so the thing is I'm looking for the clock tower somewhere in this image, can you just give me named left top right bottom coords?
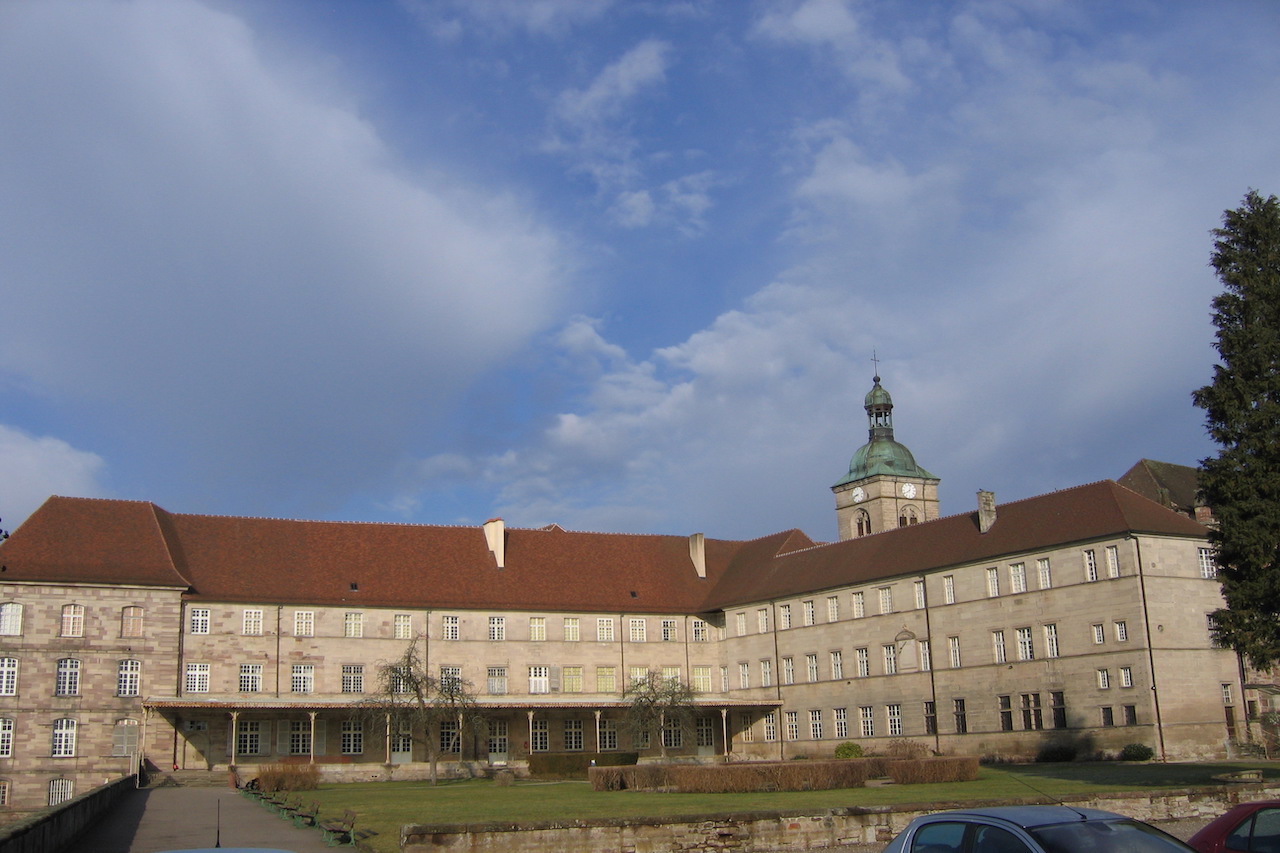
left=832, top=375, right=940, bottom=541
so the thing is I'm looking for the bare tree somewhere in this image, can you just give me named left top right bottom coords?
left=622, top=670, right=698, bottom=760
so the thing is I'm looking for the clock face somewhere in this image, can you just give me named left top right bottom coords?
left=901, top=483, right=917, bottom=499
left=852, top=487, right=866, bottom=503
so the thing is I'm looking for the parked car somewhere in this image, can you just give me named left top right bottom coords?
left=1188, top=801, right=1280, bottom=853
left=882, top=806, right=1196, bottom=853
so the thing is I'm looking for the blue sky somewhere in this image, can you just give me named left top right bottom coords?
left=1, top=0, right=1277, bottom=540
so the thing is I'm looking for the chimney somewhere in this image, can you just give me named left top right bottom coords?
left=483, top=518, right=505, bottom=568
left=977, top=491, right=997, bottom=534
left=689, top=533, right=707, bottom=579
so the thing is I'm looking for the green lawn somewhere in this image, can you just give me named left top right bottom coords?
left=300, top=762, right=1272, bottom=853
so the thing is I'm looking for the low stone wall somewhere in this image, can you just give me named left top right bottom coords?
left=0, top=775, right=136, bottom=853
left=402, top=783, right=1280, bottom=853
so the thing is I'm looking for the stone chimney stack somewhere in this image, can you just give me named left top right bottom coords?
left=483, top=518, right=506, bottom=568
left=689, top=532, right=707, bottom=579
left=977, top=491, right=997, bottom=534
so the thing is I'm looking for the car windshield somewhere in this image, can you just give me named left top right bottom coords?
left=1029, top=819, right=1195, bottom=853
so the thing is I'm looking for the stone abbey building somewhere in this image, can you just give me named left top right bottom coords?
left=0, top=377, right=1237, bottom=817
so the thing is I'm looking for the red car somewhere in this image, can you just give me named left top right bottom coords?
left=1189, top=802, right=1280, bottom=853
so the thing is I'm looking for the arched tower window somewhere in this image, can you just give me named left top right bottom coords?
left=898, top=506, right=919, bottom=528
left=855, top=510, right=872, bottom=538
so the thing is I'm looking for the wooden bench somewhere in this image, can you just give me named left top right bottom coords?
left=293, top=800, right=320, bottom=828
left=320, top=809, right=358, bottom=846
left=275, top=793, right=303, bottom=820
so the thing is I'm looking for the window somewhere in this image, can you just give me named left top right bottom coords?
left=992, top=630, right=1007, bottom=664
left=760, top=659, right=772, bottom=687
left=953, top=698, right=968, bottom=733
left=1123, top=705, right=1137, bottom=725
left=117, top=660, right=141, bottom=697
left=1038, top=558, right=1052, bottom=589
left=343, top=612, right=363, bottom=638
left=855, top=509, right=871, bottom=537
left=810, top=709, right=824, bottom=739
left=692, top=665, right=712, bottom=692
left=564, top=666, right=584, bottom=693
left=879, top=587, right=893, bottom=614
left=834, top=707, right=849, bottom=738
left=341, top=719, right=363, bottom=755
left=52, top=719, right=76, bottom=757
left=390, top=666, right=411, bottom=694
left=739, top=662, right=751, bottom=689
left=440, top=719, right=460, bottom=753
left=1199, top=548, right=1217, bottom=579
left=1010, top=563, right=1026, bottom=593
left=763, top=711, right=778, bottom=742
left=61, top=604, right=85, bottom=637
left=999, top=695, right=1014, bottom=731
left=738, top=713, right=754, bottom=743
left=859, top=706, right=874, bottom=737
left=735, top=612, right=747, bottom=636
left=1021, top=693, right=1043, bottom=730
left=1016, top=627, right=1035, bottom=661
left=0, top=718, right=12, bottom=758
left=564, top=617, right=580, bottom=641
left=1092, top=624, right=1105, bottom=644
left=630, top=618, right=647, bottom=642
left=55, top=659, right=80, bottom=696
left=529, top=617, right=546, bottom=641
left=919, top=640, right=931, bottom=672
left=831, top=650, right=844, bottom=679
left=488, top=616, right=505, bottom=641
left=394, top=614, right=413, bottom=639
left=883, top=644, right=897, bottom=675
left=1115, top=620, right=1129, bottom=642
left=288, top=720, right=312, bottom=755
left=827, top=596, right=840, bottom=622
left=720, top=666, right=729, bottom=692
left=1084, top=549, right=1098, bottom=582
left=1106, top=545, right=1120, bottom=578
left=294, top=611, right=313, bottom=637
left=242, top=609, right=263, bottom=635
left=924, top=701, right=937, bottom=735
left=661, top=721, right=683, bottom=750
left=756, top=609, right=769, bottom=633
left=661, top=666, right=681, bottom=684
left=341, top=664, right=364, bottom=693
left=597, top=618, right=614, bottom=642
left=986, top=567, right=1000, bottom=597
left=112, top=718, right=140, bottom=756
left=596, top=666, right=616, bottom=692
left=2, top=659, right=24, bottom=696
left=803, top=600, right=815, bottom=626
left=1044, top=623, right=1060, bottom=658
left=852, top=591, right=866, bottom=618
left=806, top=653, right=819, bottom=682
left=691, top=619, right=707, bottom=642
left=0, top=780, right=7, bottom=807
left=0, top=603, right=23, bottom=636
left=948, top=636, right=962, bottom=668
left=564, top=719, right=584, bottom=751
left=887, top=703, right=903, bottom=736
left=1222, top=683, right=1234, bottom=705
left=601, top=718, right=621, bottom=751
left=530, top=719, right=549, bottom=751
left=1100, top=706, right=1115, bottom=727
left=943, top=575, right=955, bottom=604
left=779, top=604, right=792, bottom=629
left=856, top=647, right=869, bottom=678
left=440, top=666, right=462, bottom=691
left=785, top=711, right=800, bottom=740
left=240, top=664, right=262, bottom=693
left=189, top=607, right=209, bottom=635
left=914, top=580, right=926, bottom=609
left=1097, top=669, right=1111, bottom=689
left=529, top=665, right=549, bottom=694
left=1120, top=666, right=1133, bottom=688
left=291, top=664, right=314, bottom=693
left=442, top=614, right=459, bottom=640
left=782, top=656, right=794, bottom=684
left=662, top=619, right=678, bottom=641
left=1051, top=691, right=1067, bottom=728
left=625, top=665, right=644, bottom=687
left=48, top=779, right=74, bottom=805
left=486, top=666, right=508, bottom=694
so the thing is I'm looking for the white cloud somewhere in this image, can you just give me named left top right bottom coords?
left=754, top=0, right=912, bottom=93
left=0, top=426, right=108, bottom=528
left=404, top=0, right=615, bottom=38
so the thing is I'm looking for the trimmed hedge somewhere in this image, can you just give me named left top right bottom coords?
left=529, top=752, right=638, bottom=778
left=886, top=756, right=980, bottom=785
left=589, top=756, right=978, bottom=792
left=256, top=761, right=321, bottom=792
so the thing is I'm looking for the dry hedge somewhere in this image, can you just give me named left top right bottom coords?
left=256, top=761, right=322, bottom=792
left=589, top=756, right=977, bottom=793
left=885, top=756, right=980, bottom=784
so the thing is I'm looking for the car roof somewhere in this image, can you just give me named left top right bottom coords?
left=922, top=805, right=1127, bottom=829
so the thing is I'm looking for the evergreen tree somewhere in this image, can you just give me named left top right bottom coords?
left=1193, top=189, right=1280, bottom=669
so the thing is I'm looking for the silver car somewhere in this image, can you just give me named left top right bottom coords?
left=882, top=806, right=1196, bottom=853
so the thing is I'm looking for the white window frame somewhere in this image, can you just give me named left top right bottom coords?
left=344, top=612, right=363, bottom=638
left=879, top=587, right=893, bottom=614
left=341, top=664, right=364, bottom=693
left=1084, top=549, right=1098, bottom=582
left=488, top=616, right=505, bottom=641
left=242, top=609, right=263, bottom=636
left=830, top=649, right=844, bottom=679
left=1037, top=558, right=1052, bottom=589
left=442, top=614, right=459, bottom=640
left=760, top=659, right=772, bottom=687
left=986, top=567, right=1000, bottom=597
left=782, top=656, right=794, bottom=684
left=992, top=630, right=1007, bottom=664
left=291, top=664, right=314, bottom=694
left=809, top=709, right=824, bottom=740
left=1097, top=668, right=1111, bottom=689
left=529, top=617, right=547, bottom=642
left=852, top=591, right=866, bottom=618
left=394, top=614, right=413, bottom=639
left=1115, top=620, right=1129, bottom=642
left=1044, top=623, right=1060, bottom=658
left=61, top=604, right=85, bottom=637
left=189, top=607, right=210, bottom=635
left=827, top=596, right=840, bottom=622
left=756, top=609, right=769, bottom=633
left=52, top=719, right=77, bottom=757
left=55, top=659, right=80, bottom=696
left=914, top=580, right=926, bottom=609
left=117, top=659, right=141, bottom=697
left=1199, top=548, right=1217, bottom=579
left=856, top=647, right=869, bottom=678
left=802, top=600, right=815, bottom=626
left=859, top=706, right=874, bottom=737
left=1010, top=563, right=1026, bottom=594
left=1120, top=666, right=1133, bottom=688
left=0, top=603, right=23, bottom=636
left=564, top=617, right=581, bottom=641
left=1092, top=624, right=1105, bottom=644
left=597, top=617, right=615, bottom=642
left=240, top=663, right=263, bottom=693
left=887, top=703, right=903, bottom=736
left=1016, top=627, right=1035, bottom=661
left=0, top=718, right=13, bottom=758
left=488, top=666, right=509, bottom=694
left=779, top=604, right=792, bottom=629
left=294, top=610, right=313, bottom=637
left=529, top=665, right=550, bottom=694
left=630, top=618, right=647, bottom=643
left=883, top=643, right=897, bottom=675
left=806, top=653, right=819, bottom=682
left=943, top=575, right=955, bottom=604
left=948, top=636, right=962, bottom=668
left=1106, top=545, right=1120, bottom=578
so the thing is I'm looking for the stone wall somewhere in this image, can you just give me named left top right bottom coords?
left=0, top=775, right=135, bottom=853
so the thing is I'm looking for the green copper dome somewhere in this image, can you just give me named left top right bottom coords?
left=833, top=375, right=938, bottom=488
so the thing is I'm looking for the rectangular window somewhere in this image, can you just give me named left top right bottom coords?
left=443, top=614, right=459, bottom=640
left=830, top=650, right=844, bottom=679
left=341, top=719, right=363, bottom=755
left=887, top=703, right=903, bottom=736
left=186, top=663, right=210, bottom=693
left=852, top=591, right=866, bottom=618
left=562, top=666, right=583, bottom=693
left=117, top=659, right=141, bottom=697
left=1091, top=623, right=1106, bottom=644
left=739, top=713, right=754, bottom=743
left=1044, top=623, right=1060, bottom=658
left=943, top=575, right=955, bottom=604
left=1051, top=691, right=1066, bottom=728
left=1114, top=620, right=1129, bottom=642
left=1123, top=705, right=1137, bottom=725
left=52, top=719, right=77, bottom=757
left=294, top=611, right=313, bottom=637
left=1021, top=693, right=1044, bottom=730
left=1120, top=666, right=1133, bottom=688
left=992, top=630, right=1007, bottom=664
left=720, top=666, right=728, bottom=692
left=440, top=666, right=462, bottom=691
left=242, top=609, right=263, bottom=635
left=739, top=662, right=750, bottom=689
left=109, top=719, right=138, bottom=757
left=691, top=619, right=708, bottom=642
left=564, top=719, right=584, bottom=751
left=488, top=616, right=505, bottom=641
left=782, top=656, right=794, bottom=684
left=344, top=612, right=363, bottom=638
left=914, top=580, right=926, bottom=609
left=630, top=618, right=647, bottom=642
left=529, top=617, right=546, bottom=641
left=341, top=664, right=364, bottom=693
left=1010, top=563, right=1026, bottom=593
left=859, top=706, right=874, bottom=737
left=1097, top=668, right=1111, bottom=689
left=827, top=596, right=840, bottom=622
left=1016, top=627, right=1035, bottom=661
left=986, top=567, right=1000, bottom=597
left=948, top=636, right=962, bottom=668
left=856, top=647, right=869, bottom=678
left=394, top=614, right=413, bottom=639
left=661, top=665, right=680, bottom=684
left=999, top=695, right=1014, bottom=731
left=779, top=604, right=792, bottom=629
left=564, top=617, right=580, bottom=641
left=760, top=658, right=772, bottom=687
left=186, top=607, right=210, bottom=635
left=806, top=653, right=819, bottom=682
left=834, top=707, right=849, bottom=738
left=0, top=780, right=8, bottom=806
left=48, top=778, right=74, bottom=805
left=1106, top=545, right=1120, bottom=578
left=662, top=619, right=678, bottom=641
left=879, top=587, right=893, bottom=614
left=803, top=600, right=815, bottom=626
left=239, top=664, right=262, bottom=693
left=1101, top=706, right=1115, bottom=727
left=597, top=618, right=614, bottom=642
left=1222, top=682, right=1234, bottom=704
left=953, top=698, right=968, bottom=733
left=924, top=701, right=937, bottom=735
left=919, top=639, right=932, bottom=671
left=599, top=719, right=618, bottom=750
left=785, top=711, right=800, bottom=741
left=55, top=659, right=80, bottom=696
left=692, top=665, right=712, bottom=692
left=810, top=709, right=824, bottom=740
left=735, top=612, right=747, bottom=635
left=756, top=609, right=769, bottom=633
left=529, top=665, right=550, bottom=694
left=291, top=664, right=314, bottom=693
left=1200, top=548, right=1217, bottom=579
left=62, top=604, right=85, bottom=637
left=883, top=644, right=897, bottom=675
left=596, top=666, right=616, bottom=693
left=440, top=719, right=460, bottom=753
left=763, top=711, right=778, bottom=742
left=1084, top=549, right=1098, bottom=582
left=121, top=606, right=144, bottom=638
left=485, top=666, right=508, bottom=694
left=530, top=719, right=549, bottom=751
left=0, top=718, right=12, bottom=758
left=1038, top=558, right=1052, bottom=589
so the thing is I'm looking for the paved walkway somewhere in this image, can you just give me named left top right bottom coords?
left=62, top=787, right=343, bottom=853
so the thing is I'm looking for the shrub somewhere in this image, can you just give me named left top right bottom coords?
left=1036, top=744, right=1078, bottom=763
left=589, top=760, right=869, bottom=793
left=834, top=742, right=863, bottom=759
left=1120, top=743, right=1155, bottom=761
left=256, top=762, right=321, bottom=792
left=885, top=738, right=931, bottom=759
left=529, top=752, right=638, bottom=778
left=886, top=757, right=980, bottom=785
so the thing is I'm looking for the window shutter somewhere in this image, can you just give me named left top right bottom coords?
left=277, top=721, right=291, bottom=755
left=549, top=666, right=561, bottom=693
left=313, top=720, right=327, bottom=755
